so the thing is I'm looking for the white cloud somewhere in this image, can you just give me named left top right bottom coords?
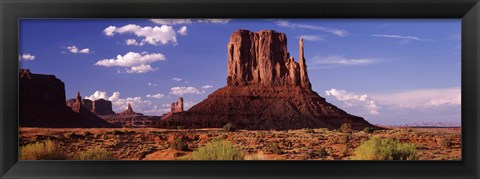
left=275, top=20, right=348, bottom=37
left=371, top=87, right=461, bottom=109
left=67, top=46, right=91, bottom=54
left=172, top=77, right=182, bottom=81
left=371, top=34, right=429, bottom=41
left=94, top=52, right=165, bottom=73
left=150, top=19, right=193, bottom=25
left=85, top=91, right=152, bottom=113
left=177, top=26, right=188, bottom=36
left=148, top=83, right=157, bottom=86
left=298, top=35, right=324, bottom=41
left=202, top=85, right=213, bottom=89
left=325, top=89, right=379, bottom=115
left=19, top=53, right=35, bottom=61
left=125, top=39, right=140, bottom=46
left=146, top=93, right=165, bottom=99
left=150, top=19, right=230, bottom=25
left=197, top=19, right=230, bottom=24
left=103, top=24, right=178, bottom=46
left=170, top=86, right=202, bottom=96
left=311, top=55, right=380, bottom=68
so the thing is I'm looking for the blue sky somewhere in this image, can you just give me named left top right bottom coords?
left=19, top=19, right=461, bottom=126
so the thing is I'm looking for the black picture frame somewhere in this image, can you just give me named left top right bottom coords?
left=1, top=0, right=479, bottom=178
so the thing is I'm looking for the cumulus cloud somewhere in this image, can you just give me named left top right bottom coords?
left=85, top=91, right=152, bottom=113
left=298, top=35, right=324, bottom=41
left=170, top=86, right=202, bottom=96
left=324, top=87, right=461, bottom=117
left=94, top=52, right=165, bottom=73
left=172, top=77, right=182, bottom=81
left=19, top=53, right=35, bottom=61
left=125, top=39, right=140, bottom=46
left=66, top=46, right=91, bottom=54
left=371, top=87, right=461, bottom=109
left=325, top=89, right=379, bottom=115
left=150, top=19, right=230, bottom=25
left=275, top=20, right=348, bottom=37
left=146, top=93, right=165, bottom=99
left=371, top=34, right=429, bottom=41
left=202, top=85, right=213, bottom=89
left=103, top=24, right=178, bottom=46
left=177, top=26, right=187, bottom=36
left=311, top=55, right=381, bottom=68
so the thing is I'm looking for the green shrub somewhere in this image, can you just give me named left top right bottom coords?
left=270, top=142, right=282, bottom=154
left=317, top=147, right=327, bottom=157
left=189, top=140, right=243, bottom=160
left=19, top=140, right=67, bottom=160
left=438, top=138, right=451, bottom=149
left=352, top=136, right=418, bottom=160
left=171, top=137, right=189, bottom=151
left=223, top=123, right=237, bottom=132
left=363, top=127, right=375, bottom=134
left=176, top=126, right=185, bottom=130
left=304, top=128, right=315, bottom=134
left=76, top=148, right=115, bottom=160
left=340, top=123, right=352, bottom=133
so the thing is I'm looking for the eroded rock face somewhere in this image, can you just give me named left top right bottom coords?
left=19, top=69, right=118, bottom=128
left=226, top=29, right=309, bottom=88
left=157, top=30, right=378, bottom=130
left=171, top=97, right=184, bottom=113
left=92, top=99, right=115, bottom=115
left=119, top=103, right=143, bottom=116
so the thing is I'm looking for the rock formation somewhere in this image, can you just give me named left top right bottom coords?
left=158, top=29, right=378, bottom=130
left=19, top=69, right=118, bottom=128
left=67, top=98, right=115, bottom=115
left=92, top=99, right=115, bottom=115
left=119, top=103, right=143, bottom=116
left=171, top=97, right=184, bottom=113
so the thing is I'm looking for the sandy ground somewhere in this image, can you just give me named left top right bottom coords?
left=19, top=127, right=461, bottom=160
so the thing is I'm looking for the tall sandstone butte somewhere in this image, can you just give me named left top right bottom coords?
left=159, top=29, right=377, bottom=130
left=19, top=69, right=118, bottom=128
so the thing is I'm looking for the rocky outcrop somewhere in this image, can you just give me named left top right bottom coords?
left=226, top=30, right=310, bottom=88
left=67, top=98, right=115, bottom=115
left=119, top=103, right=143, bottom=116
left=19, top=69, right=118, bottom=128
left=158, top=30, right=378, bottom=130
left=92, top=99, right=115, bottom=115
left=171, top=97, right=184, bottom=113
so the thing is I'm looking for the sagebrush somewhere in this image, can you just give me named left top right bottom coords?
left=352, top=136, right=418, bottom=160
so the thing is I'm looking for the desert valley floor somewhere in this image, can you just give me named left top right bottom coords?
left=19, top=127, right=461, bottom=160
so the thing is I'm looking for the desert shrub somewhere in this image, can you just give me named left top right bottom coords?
left=176, top=125, right=185, bottom=130
left=340, top=133, right=350, bottom=144
left=317, top=147, right=328, bottom=157
left=352, top=136, right=418, bottom=160
left=244, top=152, right=268, bottom=160
left=438, top=138, right=451, bottom=149
left=342, top=145, right=350, bottom=157
left=189, top=140, right=243, bottom=160
left=304, top=128, right=315, bottom=134
left=340, top=123, right=352, bottom=133
left=76, top=148, right=115, bottom=160
left=171, top=137, right=189, bottom=151
left=19, top=140, right=67, bottom=160
left=363, top=127, right=375, bottom=134
left=223, top=123, right=237, bottom=132
left=270, top=142, right=282, bottom=154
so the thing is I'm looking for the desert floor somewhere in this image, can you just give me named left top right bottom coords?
left=19, top=127, right=461, bottom=160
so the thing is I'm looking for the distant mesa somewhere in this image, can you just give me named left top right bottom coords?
left=19, top=69, right=118, bottom=128
left=160, top=97, right=184, bottom=120
left=67, top=97, right=115, bottom=116
left=119, top=103, right=143, bottom=116
left=157, top=29, right=378, bottom=130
